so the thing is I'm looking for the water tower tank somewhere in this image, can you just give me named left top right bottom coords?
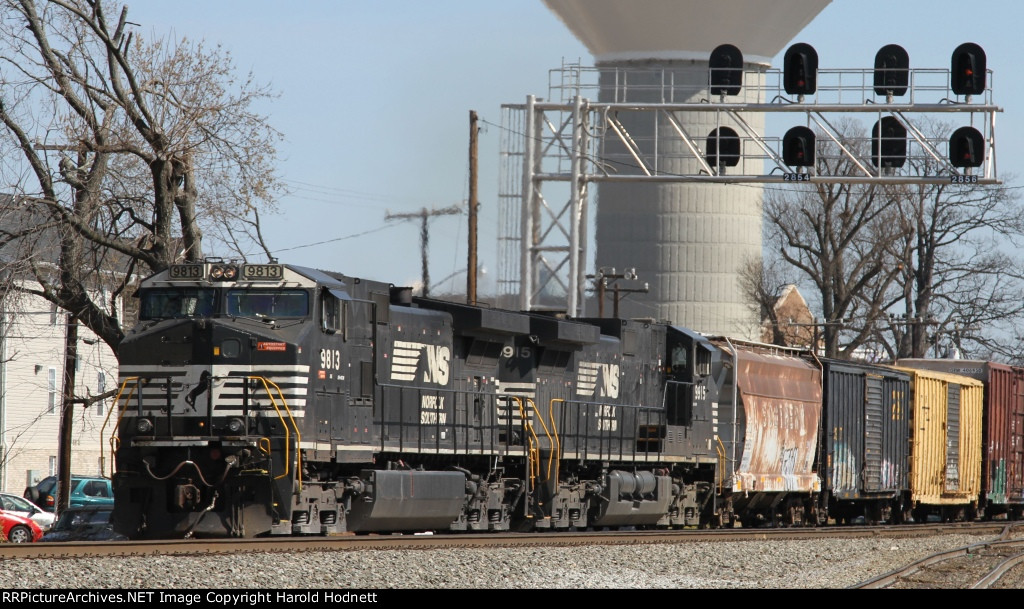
left=544, top=0, right=830, bottom=338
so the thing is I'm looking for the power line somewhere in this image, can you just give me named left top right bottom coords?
left=264, top=223, right=396, bottom=255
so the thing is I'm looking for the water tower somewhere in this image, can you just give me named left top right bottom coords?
left=542, top=0, right=831, bottom=337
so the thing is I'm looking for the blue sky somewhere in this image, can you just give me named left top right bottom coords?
left=127, top=1, right=1023, bottom=295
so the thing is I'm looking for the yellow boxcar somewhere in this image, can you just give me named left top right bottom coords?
left=893, top=365, right=983, bottom=520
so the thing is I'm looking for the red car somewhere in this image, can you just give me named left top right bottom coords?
left=1, top=509, right=43, bottom=543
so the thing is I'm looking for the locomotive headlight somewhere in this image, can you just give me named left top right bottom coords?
left=210, top=264, right=239, bottom=281
left=136, top=418, right=154, bottom=434
left=227, top=418, right=245, bottom=434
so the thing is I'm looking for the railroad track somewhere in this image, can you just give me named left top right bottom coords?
left=853, top=524, right=1024, bottom=589
left=0, top=521, right=1007, bottom=561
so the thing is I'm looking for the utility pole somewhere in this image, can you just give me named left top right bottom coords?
left=467, top=110, right=479, bottom=305
left=55, top=314, right=78, bottom=514
left=586, top=268, right=648, bottom=318
left=385, top=205, right=461, bottom=298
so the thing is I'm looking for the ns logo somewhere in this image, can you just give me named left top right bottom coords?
left=576, top=361, right=619, bottom=398
left=390, top=340, right=450, bottom=385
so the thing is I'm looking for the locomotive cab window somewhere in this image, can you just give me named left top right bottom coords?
left=227, top=289, right=309, bottom=319
left=321, top=289, right=347, bottom=335
left=140, top=288, right=217, bottom=319
left=670, top=343, right=687, bottom=372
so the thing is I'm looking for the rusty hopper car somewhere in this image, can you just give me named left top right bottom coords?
left=707, top=339, right=823, bottom=528
left=891, top=365, right=984, bottom=522
left=896, top=359, right=1024, bottom=519
left=816, top=359, right=912, bottom=524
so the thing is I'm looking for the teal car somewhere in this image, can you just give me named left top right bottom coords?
left=23, top=475, right=114, bottom=513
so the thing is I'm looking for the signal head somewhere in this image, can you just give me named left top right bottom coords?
left=709, top=44, right=744, bottom=96
left=871, top=116, right=908, bottom=169
left=782, top=126, right=816, bottom=167
left=951, top=42, right=986, bottom=96
left=706, top=127, right=741, bottom=169
left=873, top=44, right=909, bottom=97
left=949, top=126, right=984, bottom=168
left=784, top=43, right=818, bottom=96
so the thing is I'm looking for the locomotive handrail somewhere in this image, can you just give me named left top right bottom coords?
left=548, top=398, right=564, bottom=488
left=102, top=377, right=142, bottom=478
left=715, top=436, right=728, bottom=491
left=246, top=376, right=303, bottom=492
left=509, top=396, right=540, bottom=490
left=527, top=398, right=557, bottom=483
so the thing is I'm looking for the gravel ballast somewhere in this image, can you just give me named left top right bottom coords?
left=0, top=533, right=991, bottom=589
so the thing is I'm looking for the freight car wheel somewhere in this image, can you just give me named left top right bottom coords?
left=786, top=505, right=802, bottom=527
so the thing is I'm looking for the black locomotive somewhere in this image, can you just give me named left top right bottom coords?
left=109, top=260, right=1017, bottom=539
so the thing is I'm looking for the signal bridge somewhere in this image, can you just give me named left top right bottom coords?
left=498, top=43, right=1001, bottom=316
left=508, top=43, right=998, bottom=187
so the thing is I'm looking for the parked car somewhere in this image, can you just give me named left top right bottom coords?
left=0, top=492, right=55, bottom=532
left=23, top=475, right=114, bottom=512
left=0, top=510, right=43, bottom=543
left=40, top=505, right=127, bottom=542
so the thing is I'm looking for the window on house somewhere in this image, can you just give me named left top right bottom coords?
left=96, top=371, right=106, bottom=416
left=47, top=367, right=57, bottom=414
left=48, top=456, right=56, bottom=476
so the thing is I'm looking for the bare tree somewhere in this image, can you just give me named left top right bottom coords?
left=0, top=0, right=283, bottom=353
left=760, top=117, right=1024, bottom=362
left=763, top=119, right=904, bottom=358
left=879, top=119, right=1024, bottom=361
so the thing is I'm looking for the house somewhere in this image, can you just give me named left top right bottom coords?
left=759, top=284, right=819, bottom=351
left=0, top=286, right=119, bottom=495
left=0, top=198, right=123, bottom=495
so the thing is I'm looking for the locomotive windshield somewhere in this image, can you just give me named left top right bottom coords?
left=139, top=288, right=217, bottom=319
left=226, top=289, right=309, bottom=318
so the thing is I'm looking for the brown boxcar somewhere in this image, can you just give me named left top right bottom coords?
left=817, top=358, right=912, bottom=524
left=896, top=359, right=1024, bottom=519
left=711, top=339, right=823, bottom=526
left=892, top=365, right=984, bottom=521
